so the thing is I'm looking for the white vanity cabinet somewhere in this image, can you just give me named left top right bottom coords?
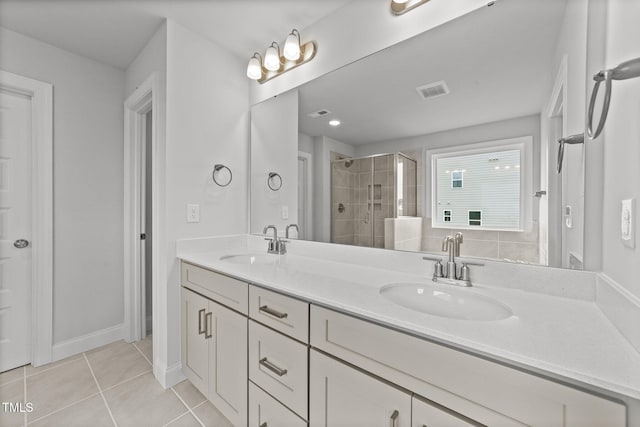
left=310, top=349, right=412, bottom=427
left=181, top=263, right=248, bottom=427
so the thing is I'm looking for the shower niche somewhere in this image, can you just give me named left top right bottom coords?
left=331, top=153, right=417, bottom=248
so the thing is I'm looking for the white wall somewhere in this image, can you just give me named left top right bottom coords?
left=298, top=132, right=314, bottom=155
left=250, top=0, right=487, bottom=104
left=164, top=20, right=249, bottom=374
left=250, top=90, right=299, bottom=234
left=313, top=136, right=356, bottom=242
left=0, top=27, right=125, bottom=343
left=601, top=0, right=640, bottom=297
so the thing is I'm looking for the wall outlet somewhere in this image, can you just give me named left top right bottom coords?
left=187, top=204, right=200, bottom=223
left=281, top=205, right=289, bottom=220
left=621, top=198, right=634, bottom=248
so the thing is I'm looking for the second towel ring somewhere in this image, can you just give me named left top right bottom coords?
left=268, top=172, right=282, bottom=191
left=557, top=134, right=584, bottom=174
left=212, top=164, right=232, bottom=187
left=587, top=57, right=640, bottom=139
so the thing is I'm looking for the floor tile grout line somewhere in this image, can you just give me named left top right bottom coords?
left=132, top=341, right=153, bottom=367
left=161, top=409, right=191, bottom=427
left=83, top=353, right=118, bottom=427
left=25, top=391, right=103, bottom=425
left=170, top=387, right=206, bottom=427
left=24, top=356, right=82, bottom=379
left=99, top=368, right=153, bottom=393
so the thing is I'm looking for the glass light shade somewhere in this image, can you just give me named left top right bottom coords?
left=264, top=44, right=281, bottom=71
left=393, top=0, right=410, bottom=3
left=246, top=56, right=262, bottom=80
left=283, top=33, right=301, bottom=61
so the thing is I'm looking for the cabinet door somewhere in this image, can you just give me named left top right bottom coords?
left=412, top=396, right=477, bottom=427
left=249, top=381, right=307, bottom=427
left=181, top=288, right=209, bottom=395
left=208, top=300, right=248, bottom=427
left=310, top=349, right=411, bottom=427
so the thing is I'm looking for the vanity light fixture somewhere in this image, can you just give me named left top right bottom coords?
left=329, top=119, right=341, bottom=126
left=283, top=29, right=301, bottom=61
left=264, top=42, right=282, bottom=71
left=391, top=0, right=431, bottom=15
left=246, top=53, right=263, bottom=80
left=246, top=29, right=317, bottom=84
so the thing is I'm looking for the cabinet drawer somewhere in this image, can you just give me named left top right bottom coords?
left=249, top=285, right=309, bottom=342
left=310, top=305, right=625, bottom=427
left=249, top=381, right=307, bottom=427
left=249, top=320, right=308, bottom=419
left=412, top=395, right=477, bottom=427
left=181, top=262, right=248, bottom=314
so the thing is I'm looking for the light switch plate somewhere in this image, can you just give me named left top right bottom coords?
left=621, top=198, right=635, bottom=248
left=187, top=204, right=200, bottom=223
left=282, top=205, right=289, bottom=220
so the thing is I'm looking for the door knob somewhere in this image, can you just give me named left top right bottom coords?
left=14, top=239, right=29, bottom=249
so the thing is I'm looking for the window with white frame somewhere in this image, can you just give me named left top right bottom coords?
left=429, top=137, right=530, bottom=231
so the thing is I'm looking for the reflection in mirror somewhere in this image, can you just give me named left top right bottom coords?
left=251, top=0, right=594, bottom=270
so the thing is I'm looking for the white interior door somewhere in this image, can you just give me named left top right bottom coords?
left=0, top=90, right=32, bottom=372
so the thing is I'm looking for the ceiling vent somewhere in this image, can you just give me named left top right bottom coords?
left=416, top=81, right=450, bottom=100
left=307, top=109, right=332, bottom=118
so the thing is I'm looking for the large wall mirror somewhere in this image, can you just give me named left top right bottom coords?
left=251, top=0, right=596, bottom=270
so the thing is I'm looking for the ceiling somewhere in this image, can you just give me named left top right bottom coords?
left=298, top=0, right=569, bottom=145
left=0, top=0, right=351, bottom=69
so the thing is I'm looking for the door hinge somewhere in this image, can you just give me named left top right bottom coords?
left=140, top=233, right=146, bottom=240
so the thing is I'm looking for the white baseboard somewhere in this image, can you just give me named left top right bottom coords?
left=51, top=324, right=124, bottom=362
left=154, top=361, right=185, bottom=389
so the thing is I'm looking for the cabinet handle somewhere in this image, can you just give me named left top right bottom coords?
left=198, top=309, right=206, bottom=335
left=259, top=305, right=288, bottom=319
left=389, top=410, right=399, bottom=427
left=259, top=357, right=288, bottom=376
left=205, top=312, right=213, bottom=339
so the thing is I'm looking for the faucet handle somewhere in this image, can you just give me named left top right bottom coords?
left=422, top=256, right=443, bottom=262
left=462, top=260, right=484, bottom=266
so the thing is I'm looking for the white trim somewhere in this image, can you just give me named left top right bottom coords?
left=426, top=136, right=533, bottom=232
left=0, top=70, right=54, bottom=367
left=297, top=151, right=313, bottom=240
left=156, top=362, right=186, bottom=389
left=51, top=324, right=124, bottom=362
left=123, top=73, right=159, bottom=348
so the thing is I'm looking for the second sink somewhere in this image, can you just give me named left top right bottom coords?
left=220, top=253, right=279, bottom=265
left=380, top=283, right=513, bottom=321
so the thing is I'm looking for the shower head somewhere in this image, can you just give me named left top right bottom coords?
left=344, top=160, right=353, bottom=168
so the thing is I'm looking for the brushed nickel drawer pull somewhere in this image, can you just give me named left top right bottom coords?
left=259, top=357, right=288, bottom=376
left=198, top=308, right=206, bottom=335
left=259, top=305, right=288, bottom=319
left=390, top=410, right=399, bottom=427
left=205, top=312, right=213, bottom=339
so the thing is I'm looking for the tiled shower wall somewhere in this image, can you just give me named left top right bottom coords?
left=331, top=161, right=357, bottom=245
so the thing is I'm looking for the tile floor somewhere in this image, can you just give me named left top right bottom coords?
left=0, top=336, right=233, bottom=427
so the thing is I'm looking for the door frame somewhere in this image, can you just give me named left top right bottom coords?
left=297, top=151, right=313, bottom=240
left=124, top=73, right=159, bottom=347
left=0, top=70, right=54, bottom=367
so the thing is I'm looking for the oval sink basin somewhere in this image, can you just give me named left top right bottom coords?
left=219, top=253, right=279, bottom=265
left=380, top=283, right=513, bottom=321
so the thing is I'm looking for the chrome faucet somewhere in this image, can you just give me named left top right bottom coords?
left=422, top=232, right=483, bottom=287
left=263, top=225, right=287, bottom=255
left=285, top=224, right=299, bottom=239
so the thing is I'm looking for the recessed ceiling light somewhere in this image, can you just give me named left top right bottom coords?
left=329, top=119, right=341, bottom=126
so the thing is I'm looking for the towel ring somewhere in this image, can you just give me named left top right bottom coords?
left=557, top=134, right=584, bottom=174
left=587, top=57, right=640, bottom=139
left=212, top=164, right=232, bottom=187
left=268, top=172, right=282, bottom=191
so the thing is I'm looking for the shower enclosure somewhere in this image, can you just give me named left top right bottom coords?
left=331, top=153, right=417, bottom=248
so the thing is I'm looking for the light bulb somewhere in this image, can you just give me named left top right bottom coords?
left=264, top=43, right=281, bottom=71
left=246, top=54, right=262, bottom=80
left=283, top=30, right=301, bottom=61
left=392, top=0, right=410, bottom=3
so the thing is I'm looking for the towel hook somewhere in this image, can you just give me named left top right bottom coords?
left=587, top=57, right=640, bottom=139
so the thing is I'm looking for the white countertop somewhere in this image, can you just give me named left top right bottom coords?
left=177, top=238, right=640, bottom=401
